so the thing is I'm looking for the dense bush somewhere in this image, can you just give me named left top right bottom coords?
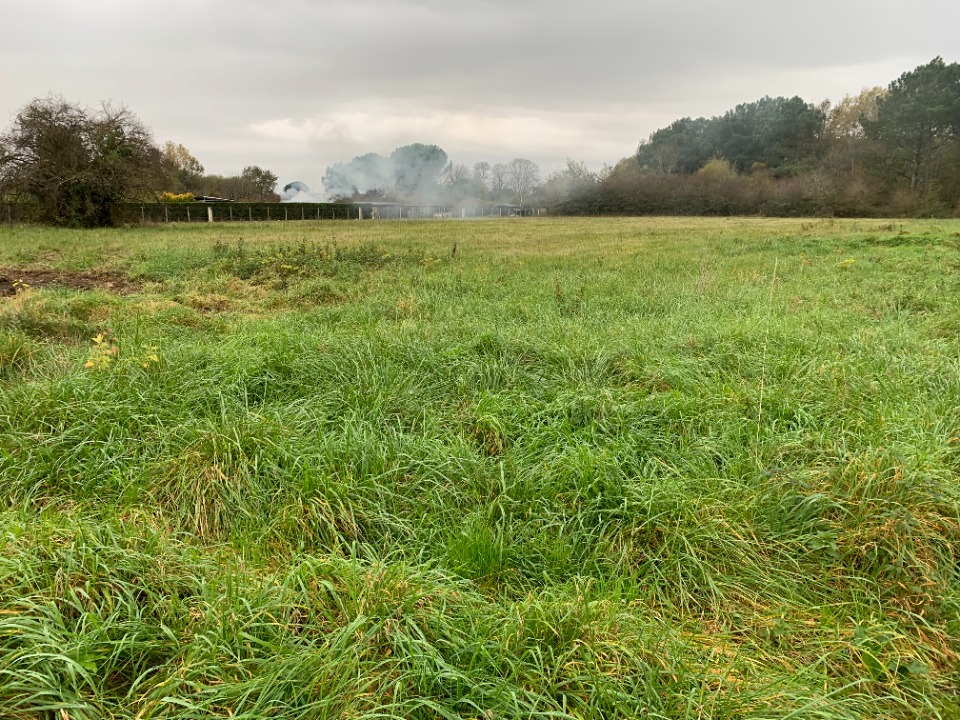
left=158, top=192, right=194, bottom=203
left=556, top=165, right=934, bottom=218
left=0, top=96, right=163, bottom=227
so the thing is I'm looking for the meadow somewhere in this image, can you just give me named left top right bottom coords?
left=1, top=215, right=959, bottom=719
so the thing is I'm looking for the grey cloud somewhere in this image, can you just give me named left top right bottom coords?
left=1, top=0, right=957, bottom=188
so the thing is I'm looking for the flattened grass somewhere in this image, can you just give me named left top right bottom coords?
left=1, top=217, right=959, bottom=718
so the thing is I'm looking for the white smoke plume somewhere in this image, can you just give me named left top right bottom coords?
left=322, top=144, right=448, bottom=203
left=280, top=181, right=325, bottom=203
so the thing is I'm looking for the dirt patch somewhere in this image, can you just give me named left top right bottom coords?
left=0, top=268, right=142, bottom=297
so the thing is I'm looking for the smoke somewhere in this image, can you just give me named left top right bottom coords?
left=321, top=143, right=448, bottom=202
left=321, top=153, right=391, bottom=199
left=280, top=180, right=325, bottom=203
left=304, top=144, right=551, bottom=208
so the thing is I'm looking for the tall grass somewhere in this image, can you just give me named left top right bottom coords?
left=1, top=217, right=959, bottom=718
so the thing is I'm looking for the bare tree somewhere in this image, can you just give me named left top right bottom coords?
left=507, top=157, right=540, bottom=207
left=441, top=162, right=471, bottom=185
left=472, top=161, right=490, bottom=202
left=542, top=159, right=597, bottom=205
left=490, top=162, right=508, bottom=203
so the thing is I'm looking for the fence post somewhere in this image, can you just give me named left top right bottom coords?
left=165, top=206, right=168, bottom=223
left=267, top=207, right=271, bottom=221
left=249, top=207, right=252, bottom=222
left=284, top=207, right=288, bottom=221
left=229, top=206, right=233, bottom=222
left=187, top=207, right=191, bottom=222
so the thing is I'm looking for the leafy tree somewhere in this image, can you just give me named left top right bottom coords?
left=0, top=95, right=163, bottom=226
left=241, top=165, right=279, bottom=200
left=824, top=88, right=885, bottom=141
left=714, top=96, right=825, bottom=173
left=637, top=97, right=825, bottom=176
left=389, top=143, right=448, bottom=201
left=863, top=57, right=960, bottom=197
left=637, top=117, right=712, bottom=174
left=697, top=157, right=737, bottom=180
left=162, top=141, right=204, bottom=192
left=187, top=171, right=279, bottom=202
left=160, top=146, right=278, bottom=201
left=321, top=161, right=352, bottom=199
left=822, top=87, right=886, bottom=174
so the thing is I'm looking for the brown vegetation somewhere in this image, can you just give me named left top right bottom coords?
left=0, top=268, right=141, bottom=297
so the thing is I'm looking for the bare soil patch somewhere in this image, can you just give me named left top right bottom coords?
left=0, top=268, right=141, bottom=297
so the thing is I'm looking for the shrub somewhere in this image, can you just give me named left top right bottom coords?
left=158, top=192, right=194, bottom=203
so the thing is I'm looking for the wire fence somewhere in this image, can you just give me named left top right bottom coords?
left=112, top=202, right=356, bottom=224
left=1, top=202, right=549, bottom=226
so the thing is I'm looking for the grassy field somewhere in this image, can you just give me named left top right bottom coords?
left=1, top=216, right=960, bottom=719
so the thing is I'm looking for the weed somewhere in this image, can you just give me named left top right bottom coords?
left=213, top=237, right=432, bottom=282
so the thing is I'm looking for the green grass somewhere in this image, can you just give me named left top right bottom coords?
left=1, top=216, right=960, bottom=718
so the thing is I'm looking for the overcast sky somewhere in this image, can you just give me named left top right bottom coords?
left=1, top=0, right=957, bottom=193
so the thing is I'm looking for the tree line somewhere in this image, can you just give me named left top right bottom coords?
left=321, top=151, right=605, bottom=211
left=561, top=57, right=960, bottom=217
left=162, top=142, right=278, bottom=202
left=318, top=57, right=960, bottom=217
left=1, top=56, right=957, bottom=226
